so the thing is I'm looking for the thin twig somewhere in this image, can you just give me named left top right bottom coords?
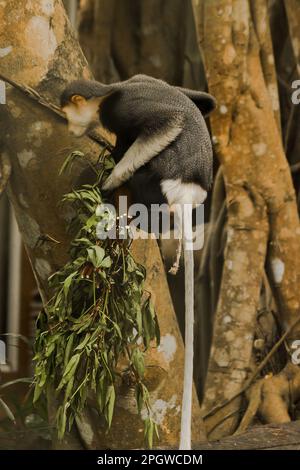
left=207, top=407, right=246, bottom=438
left=0, top=72, right=114, bottom=151
left=233, top=381, right=263, bottom=435
left=0, top=72, right=63, bottom=117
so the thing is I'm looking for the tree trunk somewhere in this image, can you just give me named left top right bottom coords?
left=0, top=0, right=204, bottom=448
left=193, top=0, right=300, bottom=439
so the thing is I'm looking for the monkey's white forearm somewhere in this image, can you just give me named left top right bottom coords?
left=179, top=204, right=194, bottom=450
left=102, top=121, right=182, bottom=191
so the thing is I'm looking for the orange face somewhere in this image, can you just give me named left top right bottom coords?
left=62, top=95, right=101, bottom=137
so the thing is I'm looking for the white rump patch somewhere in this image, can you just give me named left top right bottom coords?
left=161, top=179, right=207, bottom=207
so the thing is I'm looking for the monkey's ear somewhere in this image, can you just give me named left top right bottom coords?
left=71, top=94, right=86, bottom=105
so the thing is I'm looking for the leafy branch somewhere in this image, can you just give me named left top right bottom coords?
left=33, top=150, right=160, bottom=447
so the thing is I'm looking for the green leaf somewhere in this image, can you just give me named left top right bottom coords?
left=57, top=405, right=67, bottom=440
left=33, top=383, right=43, bottom=404
left=64, top=376, right=74, bottom=402
left=131, top=348, right=145, bottom=378
left=73, top=237, right=93, bottom=247
left=144, top=418, right=154, bottom=449
left=63, top=272, right=77, bottom=298
left=112, top=321, right=122, bottom=339
left=57, top=353, right=81, bottom=390
left=37, top=369, right=48, bottom=389
left=63, top=353, right=81, bottom=378
left=64, top=334, right=75, bottom=368
left=87, top=246, right=105, bottom=268
left=59, top=150, right=84, bottom=175
left=100, top=256, right=112, bottom=268
left=45, top=341, right=56, bottom=358
left=142, top=298, right=160, bottom=348
left=96, top=375, right=107, bottom=413
left=135, top=383, right=144, bottom=414
left=74, top=333, right=91, bottom=351
left=105, top=385, right=115, bottom=428
left=85, top=214, right=99, bottom=230
left=136, top=306, right=142, bottom=334
left=104, top=159, right=114, bottom=170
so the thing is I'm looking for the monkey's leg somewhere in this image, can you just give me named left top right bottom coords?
left=179, top=203, right=194, bottom=450
left=169, top=205, right=183, bottom=275
left=102, top=121, right=183, bottom=191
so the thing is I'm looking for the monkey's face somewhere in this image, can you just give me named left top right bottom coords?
left=62, top=95, right=101, bottom=137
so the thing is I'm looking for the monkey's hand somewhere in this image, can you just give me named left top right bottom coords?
left=102, top=168, right=123, bottom=192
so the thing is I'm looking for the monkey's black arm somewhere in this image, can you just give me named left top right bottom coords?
left=102, top=115, right=183, bottom=191
left=176, top=87, right=216, bottom=116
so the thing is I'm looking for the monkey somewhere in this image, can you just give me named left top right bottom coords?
left=60, top=74, right=216, bottom=450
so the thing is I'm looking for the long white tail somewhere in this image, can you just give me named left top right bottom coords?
left=179, top=203, right=194, bottom=450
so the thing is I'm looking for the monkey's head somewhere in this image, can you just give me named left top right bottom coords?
left=60, top=80, right=106, bottom=136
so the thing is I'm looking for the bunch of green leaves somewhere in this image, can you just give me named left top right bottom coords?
left=33, top=150, right=160, bottom=447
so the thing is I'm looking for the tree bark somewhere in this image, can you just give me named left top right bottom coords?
left=284, top=0, right=300, bottom=76
left=78, top=0, right=205, bottom=89
left=0, top=0, right=204, bottom=448
left=193, top=0, right=300, bottom=439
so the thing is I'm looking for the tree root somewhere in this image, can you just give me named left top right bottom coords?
left=234, top=361, right=300, bottom=436
left=258, top=362, right=300, bottom=424
left=206, top=361, right=300, bottom=439
left=204, top=317, right=300, bottom=438
left=234, top=381, right=263, bottom=435
left=234, top=362, right=300, bottom=436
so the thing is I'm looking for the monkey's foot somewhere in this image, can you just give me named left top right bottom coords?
left=168, top=238, right=182, bottom=275
left=169, top=261, right=180, bottom=275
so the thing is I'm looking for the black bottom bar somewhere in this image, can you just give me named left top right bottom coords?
left=0, top=449, right=298, bottom=468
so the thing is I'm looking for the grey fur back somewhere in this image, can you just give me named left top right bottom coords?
left=61, top=74, right=214, bottom=190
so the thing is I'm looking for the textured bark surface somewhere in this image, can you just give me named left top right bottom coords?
left=78, top=0, right=205, bottom=88
left=0, top=0, right=203, bottom=449
left=193, top=0, right=300, bottom=439
left=284, top=0, right=300, bottom=76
